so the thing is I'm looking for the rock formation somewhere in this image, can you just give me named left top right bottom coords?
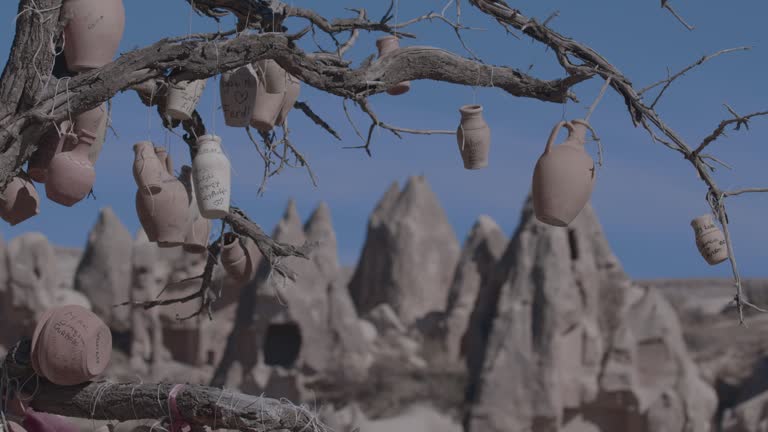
left=73, top=207, right=133, bottom=332
left=348, top=176, right=460, bottom=325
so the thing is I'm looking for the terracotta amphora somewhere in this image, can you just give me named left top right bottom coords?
left=250, top=64, right=285, bottom=132
left=456, top=104, right=491, bottom=170
left=192, top=135, right=231, bottom=219
left=221, top=232, right=260, bottom=282
left=74, top=103, right=109, bottom=165
left=532, top=119, right=596, bottom=227
left=45, top=130, right=97, bottom=207
left=0, top=173, right=39, bottom=226
left=220, top=65, right=258, bottom=127
left=28, top=122, right=76, bottom=183
left=31, top=304, right=112, bottom=386
left=165, top=79, right=207, bottom=121
left=275, top=74, right=301, bottom=127
left=256, top=59, right=287, bottom=94
left=376, top=36, right=410, bottom=96
left=691, top=214, right=728, bottom=265
left=178, top=165, right=211, bottom=253
left=62, top=0, right=125, bottom=72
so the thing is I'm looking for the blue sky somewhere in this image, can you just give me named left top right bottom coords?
left=1, top=0, right=767, bottom=278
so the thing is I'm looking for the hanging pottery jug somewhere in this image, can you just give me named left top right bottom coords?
left=532, top=119, right=596, bottom=227
left=275, top=74, right=301, bottom=127
left=133, top=142, right=189, bottom=245
left=691, top=214, right=728, bottom=265
left=456, top=105, right=491, bottom=170
left=30, top=304, right=112, bottom=386
left=192, top=135, right=231, bottom=219
left=178, top=165, right=211, bottom=253
left=28, top=122, right=76, bottom=183
left=74, top=103, right=108, bottom=164
left=376, top=36, right=410, bottom=96
left=62, top=0, right=125, bottom=72
left=6, top=422, right=27, bottom=432
left=45, top=130, right=97, bottom=207
left=165, top=79, right=207, bottom=121
left=0, top=173, right=39, bottom=226
left=220, top=65, right=258, bottom=127
left=221, top=232, right=260, bottom=282
left=250, top=69, right=285, bottom=132
left=22, top=409, right=79, bottom=432
left=255, top=59, right=287, bottom=94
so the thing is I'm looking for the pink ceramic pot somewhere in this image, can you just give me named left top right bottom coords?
left=220, top=65, right=258, bottom=127
left=31, top=304, right=112, bottom=386
left=62, top=0, right=125, bottom=72
left=0, top=173, right=40, bottom=226
left=7, top=422, right=27, bottom=432
left=691, top=214, right=728, bottom=265
left=178, top=166, right=211, bottom=253
left=376, top=36, right=410, bottom=96
left=250, top=72, right=284, bottom=132
left=221, top=232, right=260, bottom=282
left=532, top=119, right=596, bottom=227
left=275, top=74, right=301, bottom=127
left=28, top=122, right=75, bottom=183
left=456, top=105, right=491, bottom=170
left=45, top=130, right=97, bottom=207
left=256, top=59, right=287, bottom=94
left=165, top=79, right=207, bottom=121
left=73, top=103, right=108, bottom=164
left=22, top=409, right=79, bottom=432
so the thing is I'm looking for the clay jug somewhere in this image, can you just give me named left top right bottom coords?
left=691, top=214, right=728, bottom=265
left=179, top=165, right=211, bottom=253
left=376, top=36, right=410, bottom=96
left=45, top=130, right=97, bottom=206
left=255, top=59, right=287, bottom=94
left=22, top=409, right=79, bottom=432
left=250, top=67, right=285, bottom=132
left=28, top=122, right=76, bottom=183
left=532, top=119, right=596, bottom=226
left=7, top=422, right=27, bottom=432
left=73, top=103, right=108, bottom=165
left=220, top=65, right=258, bottom=127
left=220, top=232, right=260, bottom=282
left=192, top=135, right=231, bottom=219
left=62, top=0, right=125, bottom=72
left=31, top=304, right=112, bottom=386
left=165, top=79, right=207, bottom=121
left=456, top=104, right=491, bottom=170
left=0, top=173, right=39, bottom=226
left=275, top=74, right=301, bottom=127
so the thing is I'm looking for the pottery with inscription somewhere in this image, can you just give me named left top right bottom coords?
left=45, top=129, right=97, bottom=207
left=255, top=59, right=287, bottom=94
left=221, top=232, right=260, bottom=282
left=532, top=119, right=596, bottom=227
left=192, top=134, right=231, bottom=219
left=456, top=104, right=491, bottom=170
left=220, top=65, right=258, bottom=127
left=275, top=74, right=301, bottom=127
left=0, top=173, right=39, bottom=226
left=376, top=35, right=410, bottom=96
left=250, top=70, right=284, bottom=132
left=28, top=122, right=76, bottom=183
left=31, top=304, right=112, bottom=386
left=178, top=165, right=211, bottom=253
left=62, top=0, right=125, bottom=72
left=165, top=79, right=207, bottom=121
left=691, top=214, right=728, bottom=265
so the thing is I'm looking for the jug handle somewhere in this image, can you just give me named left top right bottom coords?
left=165, top=152, right=175, bottom=176
left=543, top=121, right=575, bottom=154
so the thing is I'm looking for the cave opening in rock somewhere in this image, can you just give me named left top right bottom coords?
left=263, top=322, right=302, bottom=367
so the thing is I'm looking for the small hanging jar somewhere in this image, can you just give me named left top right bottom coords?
left=532, top=119, right=596, bottom=227
left=165, top=79, right=207, bottom=121
left=220, top=65, right=258, bottom=127
left=74, top=103, right=108, bottom=165
left=256, top=59, right=287, bottom=94
left=690, top=214, right=728, bottom=265
left=376, top=35, right=410, bottom=96
left=275, top=74, right=301, bottom=127
left=62, top=0, right=125, bottom=72
left=22, top=408, right=80, bottom=432
left=456, top=105, right=491, bottom=170
left=178, top=165, right=211, bottom=253
left=250, top=65, right=285, bottom=132
left=28, top=122, right=76, bottom=183
left=45, top=129, right=97, bottom=207
left=221, top=232, right=260, bottom=282
left=192, top=135, right=231, bottom=219
left=0, top=172, right=39, bottom=226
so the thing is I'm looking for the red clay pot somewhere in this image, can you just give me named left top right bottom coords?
left=376, top=36, right=410, bottom=96
left=0, top=173, right=39, bottom=226
left=45, top=130, right=97, bottom=206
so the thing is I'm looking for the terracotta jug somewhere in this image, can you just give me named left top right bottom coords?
left=7, top=422, right=27, bottom=432
left=22, top=409, right=79, bottom=432
left=220, top=65, right=258, bottom=127
left=74, top=103, right=108, bottom=165
left=456, top=105, right=491, bottom=170
left=0, top=173, right=39, bottom=226
left=376, top=36, right=410, bottom=96
left=192, top=135, right=231, bottom=219
left=28, top=122, right=76, bottom=183
left=165, top=79, right=207, bottom=121
left=221, top=232, right=260, bottom=282
left=30, top=304, right=112, bottom=386
left=250, top=70, right=284, bottom=132
left=691, top=214, right=728, bottom=265
left=133, top=142, right=189, bottom=245
left=62, top=0, right=125, bottom=72
left=179, top=165, right=211, bottom=253
left=275, top=74, right=301, bottom=127
left=256, top=59, right=287, bottom=94
left=532, top=119, right=596, bottom=227
left=45, top=130, right=97, bottom=207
